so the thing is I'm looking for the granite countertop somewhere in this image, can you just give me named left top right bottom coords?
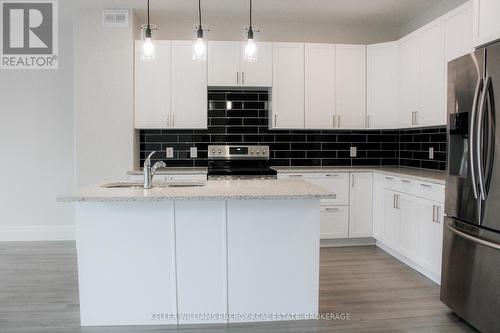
left=57, top=179, right=335, bottom=202
left=127, top=167, right=208, bottom=175
left=272, top=166, right=446, bottom=185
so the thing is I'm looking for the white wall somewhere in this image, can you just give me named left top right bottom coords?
left=0, top=1, right=75, bottom=240
left=73, top=9, right=136, bottom=187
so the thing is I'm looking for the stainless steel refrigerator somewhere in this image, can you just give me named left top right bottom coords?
left=442, top=41, right=500, bottom=333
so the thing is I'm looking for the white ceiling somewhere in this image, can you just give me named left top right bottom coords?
left=71, top=0, right=466, bottom=43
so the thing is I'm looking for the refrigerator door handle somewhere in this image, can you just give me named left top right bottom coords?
left=469, top=78, right=483, bottom=199
left=484, top=77, right=495, bottom=198
left=477, top=76, right=492, bottom=200
left=447, top=222, right=500, bottom=251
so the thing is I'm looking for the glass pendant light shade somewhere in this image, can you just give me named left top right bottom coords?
left=193, top=27, right=207, bottom=61
left=192, top=0, right=207, bottom=62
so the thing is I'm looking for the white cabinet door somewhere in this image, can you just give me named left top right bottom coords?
left=271, top=43, right=305, bottom=129
left=349, top=173, right=373, bottom=238
left=398, top=193, right=418, bottom=260
left=301, top=173, right=350, bottom=206
left=383, top=189, right=401, bottom=249
left=398, top=33, right=420, bottom=127
left=473, top=0, right=500, bottom=47
left=208, top=41, right=241, bottom=86
left=419, top=19, right=446, bottom=126
left=171, top=41, right=207, bottom=129
left=367, top=42, right=399, bottom=129
left=135, top=40, right=171, bottom=129
left=372, top=174, right=386, bottom=240
left=416, top=199, right=444, bottom=277
left=305, top=44, right=336, bottom=129
left=240, top=42, right=272, bottom=87
left=320, top=206, right=349, bottom=239
left=444, top=2, right=473, bottom=62
left=335, top=44, right=367, bottom=129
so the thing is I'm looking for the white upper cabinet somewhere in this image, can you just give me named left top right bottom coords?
left=444, top=2, right=473, bottom=62
left=240, top=42, right=273, bottom=87
left=419, top=19, right=446, bottom=126
left=349, top=173, right=373, bottom=238
left=135, top=40, right=171, bottom=129
left=208, top=41, right=272, bottom=87
left=335, top=44, right=367, bottom=129
left=271, top=43, right=305, bottom=129
left=367, top=42, right=399, bottom=129
left=398, top=32, right=420, bottom=128
left=208, top=41, right=241, bottom=86
left=305, top=44, right=336, bottom=129
left=171, top=41, right=207, bottom=129
left=473, top=0, right=500, bottom=47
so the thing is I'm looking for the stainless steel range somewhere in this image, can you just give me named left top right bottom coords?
left=207, top=145, right=277, bottom=180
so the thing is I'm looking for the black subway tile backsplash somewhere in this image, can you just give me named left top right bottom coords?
left=140, top=89, right=447, bottom=171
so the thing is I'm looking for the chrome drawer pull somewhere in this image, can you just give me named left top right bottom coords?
left=400, top=179, right=411, bottom=183
left=385, top=177, right=394, bottom=180
left=324, top=208, right=340, bottom=212
left=325, top=174, right=339, bottom=177
left=289, top=175, right=303, bottom=178
left=420, top=183, right=432, bottom=188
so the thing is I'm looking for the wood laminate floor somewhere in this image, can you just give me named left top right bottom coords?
left=0, top=242, right=477, bottom=333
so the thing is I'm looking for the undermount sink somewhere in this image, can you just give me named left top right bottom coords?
left=101, top=181, right=206, bottom=189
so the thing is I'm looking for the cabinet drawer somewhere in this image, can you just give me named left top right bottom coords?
left=320, top=205, right=349, bottom=239
left=416, top=182, right=445, bottom=203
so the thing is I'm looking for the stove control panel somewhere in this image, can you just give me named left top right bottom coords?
left=208, top=145, right=270, bottom=159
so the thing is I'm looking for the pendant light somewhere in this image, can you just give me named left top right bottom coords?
left=244, top=0, right=257, bottom=62
left=142, top=0, right=155, bottom=61
left=192, top=0, right=207, bottom=61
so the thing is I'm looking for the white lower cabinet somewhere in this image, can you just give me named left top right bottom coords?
left=349, top=173, right=373, bottom=238
left=320, top=206, right=349, bottom=239
left=416, top=199, right=444, bottom=278
left=382, top=189, right=401, bottom=249
left=398, top=193, right=418, bottom=261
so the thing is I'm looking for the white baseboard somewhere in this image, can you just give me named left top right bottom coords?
left=0, top=225, right=75, bottom=241
left=375, top=240, right=440, bottom=285
left=320, top=237, right=376, bottom=247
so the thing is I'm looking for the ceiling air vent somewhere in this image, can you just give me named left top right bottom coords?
left=103, top=10, right=129, bottom=27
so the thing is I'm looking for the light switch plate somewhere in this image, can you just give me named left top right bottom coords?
left=190, top=147, right=198, bottom=158
left=429, top=147, right=434, bottom=159
left=166, top=147, right=174, bottom=158
left=350, top=147, right=357, bottom=157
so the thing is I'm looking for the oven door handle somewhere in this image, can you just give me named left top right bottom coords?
left=447, top=223, right=500, bottom=251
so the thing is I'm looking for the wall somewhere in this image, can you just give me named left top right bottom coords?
left=73, top=9, right=136, bottom=187
left=0, top=1, right=75, bottom=240
left=139, top=90, right=446, bottom=171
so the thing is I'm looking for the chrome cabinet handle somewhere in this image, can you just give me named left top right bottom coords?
left=332, top=115, right=335, bottom=128
left=324, top=207, right=340, bottom=212
left=289, top=174, right=303, bottom=178
left=432, top=205, right=437, bottom=222
left=420, top=183, right=432, bottom=188
left=366, top=115, right=370, bottom=128
left=385, top=176, right=394, bottom=180
left=274, top=114, right=277, bottom=127
left=469, top=78, right=483, bottom=199
left=242, top=72, right=245, bottom=85
left=401, top=179, right=411, bottom=183
left=337, top=115, right=341, bottom=128
left=172, top=114, right=175, bottom=128
left=393, top=194, right=397, bottom=209
left=351, top=175, right=355, bottom=188
left=411, top=111, right=418, bottom=125
left=236, top=72, right=239, bottom=85
left=325, top=174, right=339, bottom=177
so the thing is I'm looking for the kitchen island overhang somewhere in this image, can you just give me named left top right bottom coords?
left=58, top=179, right=333, bottom=326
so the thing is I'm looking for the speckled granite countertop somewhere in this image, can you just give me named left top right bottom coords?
left=127, top=167, right=208, bottom=175
left=272, top=166, right=446, bottom=185
left=57, top=179, right=335, bottom=202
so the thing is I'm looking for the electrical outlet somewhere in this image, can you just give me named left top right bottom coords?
left=350, top=146, right=357, bottom=157
left=190, top=147, right=198, bottom=158
left=166, top=147, right=174, bottom=158
left=429, top=147, right=434, bottom=159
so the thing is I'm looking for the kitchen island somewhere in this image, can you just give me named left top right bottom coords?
left=58, top=179, right=333, bottom=326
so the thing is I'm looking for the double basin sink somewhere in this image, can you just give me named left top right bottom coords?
left=102, top=181, right=207, bottom=189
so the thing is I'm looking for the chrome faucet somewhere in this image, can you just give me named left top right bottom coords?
left=143, top=151, right=166, bottom=189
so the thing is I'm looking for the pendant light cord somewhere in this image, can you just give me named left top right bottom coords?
left=249, top=0, right=252, bottom=28
left=147, top=0, right=151, bottom=28
left=198, top=0, right=202, bottom=27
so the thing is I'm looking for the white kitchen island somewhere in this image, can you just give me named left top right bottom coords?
left=58, top=179, right=333, bottom=326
